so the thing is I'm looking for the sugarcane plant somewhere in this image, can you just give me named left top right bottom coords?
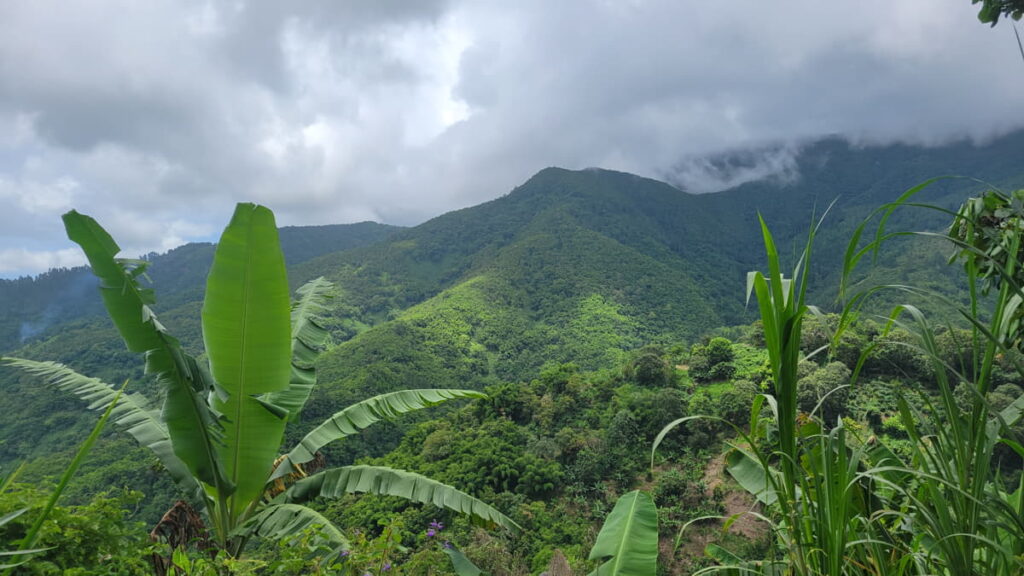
left=832, top=184, right=1024, bottom=575
left=2, top=203, right=517, bottom=560
left=650, top=182, right=1024, bottom=575
left=655, top=206, right=894, bottom=576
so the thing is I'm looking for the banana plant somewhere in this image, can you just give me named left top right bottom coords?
left=587, top=490, right=658, bottom=576
left=2, top=203, right=517, bottom=557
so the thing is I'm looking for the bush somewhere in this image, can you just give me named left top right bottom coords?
left=626, top=350, right=673, bottom=387
left=796, top=361, right=851, bottom=424
left=689, top=337, right=737, bottom=383
left=0, top=484, right=153, bottom=575
left=717, top=380, right=760, bottom=427
left=653, top=465, right=722, bottom=529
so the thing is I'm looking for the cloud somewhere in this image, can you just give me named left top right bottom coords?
left=0, top=0, right=1022, bottom=276
left=0, top=248, right=84, bottom=276
left=665, top=144, right=801, bottom=194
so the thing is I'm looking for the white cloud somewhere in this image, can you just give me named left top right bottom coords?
left=0, top=0, right=1022, bottom=277
left=0, top=248, right=84, bottom=276
left=666, top=145, right=802, bottom=194
left=0, top=174, right=78, bottom=215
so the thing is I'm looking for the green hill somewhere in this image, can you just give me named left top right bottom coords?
left=297, top=132, right=1024, bottom=410
left=1, top=130, right=1022, bottom=520
left=0, top=221, right=402, bottom=354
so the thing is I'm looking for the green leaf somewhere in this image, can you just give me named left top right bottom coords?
left=0, top=464, right=24, bottom=493
left=264, top=277, right=334, bottom=422
left=61, top=210, right=231, bottom=497
left=61, top=211, right=159, bottom=354
left=277, top=465, right=520, bottom=533
left=277, top=389, right=486, bottom=478
left=650, top=416, right=699, bottom=471
left=158, top=350, right=233, bottom=498
left=444, top=547, right=486, bottom=576
left=705, top=542, right=744, bottom=564
left=725, top=448, right=778, bottom=505
left=587, top=490, right=658, bottom=576
left=0, top=508, right=49, bottom=569
left=0, top=358, right=205, bottom=506
left=234, top=503, right=348, bottom=550
left=203, top=203, right=292, bottom=519
left=1000, top=390, right=1024, bottom=425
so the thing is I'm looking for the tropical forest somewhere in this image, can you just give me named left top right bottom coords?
left=2, top=1, right=1024, bottom=575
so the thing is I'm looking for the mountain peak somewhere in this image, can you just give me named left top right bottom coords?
left=512, top=166, right=688, bottom=205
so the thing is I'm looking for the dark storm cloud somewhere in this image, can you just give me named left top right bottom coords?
left=0, top=0, right=1021, bottom=276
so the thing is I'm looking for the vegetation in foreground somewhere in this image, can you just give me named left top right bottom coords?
left=2, top=127, right=1024, bottom=574
left=638, top=184, right=1024, bottom=575
left=10, top=180, right=1024, bottom=574
left=2, top=205, right=516, bottom=574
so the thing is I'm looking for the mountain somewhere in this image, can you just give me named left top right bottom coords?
left=0, top=221, right=402, bottom=354
left=1, top=130, right=1022, bottom=512
left=293, top=132, right=1024, bottom=418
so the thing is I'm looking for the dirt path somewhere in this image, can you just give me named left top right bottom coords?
left=671, top=452, right=768, bottom=571
left=702, top=453, right=764, bottom=540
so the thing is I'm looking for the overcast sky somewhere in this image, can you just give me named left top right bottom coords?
left=1, top=0, right=1022, bottom=277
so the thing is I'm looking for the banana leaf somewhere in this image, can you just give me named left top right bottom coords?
left=277, top=465, right=519, bottom=533
left=264, top=276, right=333, bottom=422
left=202, top=203, right=292, bottom=519
left=275, top=389, right=485, bottom=479
left=587, top=490, right=658, bottom=576
left=62, top=210, right=231, bottom=496
left=0, top=358, right=205, bottom=506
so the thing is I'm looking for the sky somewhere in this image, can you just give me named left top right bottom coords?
left=1, top=1, right=1023, bottom=278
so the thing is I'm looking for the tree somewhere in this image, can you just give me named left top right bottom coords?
left=624, top=348, right=672, bottom=387
left=717, top=379, right=759, bottom=426
left=2, top=204, right=516, bottom=558
left=973, top=0, right=1024, bottom=25
left=706, top=336, right=735, bottom=366
left=796, top=361, right=851, bottom=424
left=863, top=328, right=933, bottom=384
left=689, top=337, right=736, bottom=383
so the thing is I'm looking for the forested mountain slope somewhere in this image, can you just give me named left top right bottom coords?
left=293, top=131, right=1024, bottom=415
left=0, top=221, right=402, bottom=354
left=1, top=130, right=1022, bottom=516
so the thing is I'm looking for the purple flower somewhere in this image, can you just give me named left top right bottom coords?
left=443, top=540, right=453, bottom=549
left=340, top=550, right=350, bottom=557
left=383, top=562, right=392, bottom=571
left=426, top=528, right=436, bottom=537
left=429, top=520, right=444, bottom=531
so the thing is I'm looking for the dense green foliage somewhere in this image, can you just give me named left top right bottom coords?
left=0, top=484, right=154, bottom=575
left=973, top=0, right=1024, bottom=24
left=3, top=206, right=513, bottom=574
left=3, top=133, right=1024, bottom=573
left=5, top=134, right=1023, bottom=475
left=0, top=313, right=1007, bottom=573
left=648, top=184, right=1024, bottom=575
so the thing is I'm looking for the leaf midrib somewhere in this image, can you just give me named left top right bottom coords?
left=609, top=491, right=640, bottom=575
left=230, top=221, right=255, bottom=507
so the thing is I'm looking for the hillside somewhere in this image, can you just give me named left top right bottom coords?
left=294, top=132, right=1024, bottom=417
left=0, top=221, right=402, bottom=354
left=1, top=130, right=1022, bottom=522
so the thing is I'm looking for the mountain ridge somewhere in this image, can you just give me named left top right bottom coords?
left=0, top=221, right=403, bottom=353
left=2, top=129, right=1022, bottom=473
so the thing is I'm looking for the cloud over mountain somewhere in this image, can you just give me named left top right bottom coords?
left=1, top=0, right=1022, bottom=276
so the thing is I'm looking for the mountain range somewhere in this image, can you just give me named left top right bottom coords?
left=2, top=129, right=1022, bottom=491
